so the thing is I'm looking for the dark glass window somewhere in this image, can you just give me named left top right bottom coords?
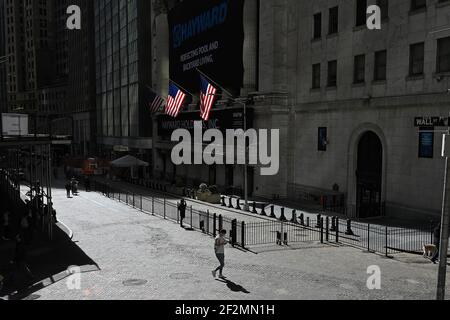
left=313, top=13, right=322, bottom=39
left=312, top=63, right=321, bottom=88
left=327, top=60, right=337, bottom=87
left=418, top=127, right=434, bottom=159
left=354, top=54, right=366, bottom=83
left=356, top=0, right=367, bottom=26
left=437, top=37, right=450, bottom=73
left=318, top=127, right=328, bottom=151
left=374, top=50, right=387, bottom=81
left=409, top=42, right=424, bottom=76
left=328, top=6, right=339, bottom=35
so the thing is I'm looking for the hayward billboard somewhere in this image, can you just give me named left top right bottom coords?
left=168, top=0, right=245, bottom=95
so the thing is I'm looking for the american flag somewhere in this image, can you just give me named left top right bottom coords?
left=165, top=82, right=187, bottom=118
left=199, top=74, right=218, bottom=121
left=145, top=86, right=164, bottom=114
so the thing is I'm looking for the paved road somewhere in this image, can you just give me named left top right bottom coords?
left=18, top=183, right=449, bottom=300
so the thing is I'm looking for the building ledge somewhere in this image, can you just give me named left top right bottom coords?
left=406, top=75, right=424, bottom=81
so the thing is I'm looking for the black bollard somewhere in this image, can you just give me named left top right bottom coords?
left=228, top=196, right=233, bottom=208
left=276, top=231, right=282, bottom=245
left=345, top=219, right=355, bottom=236
left=221, top=196, right=226, bottom=207
left=299, top=213, right=304, bottom=226
left=261, top=205, right=267, bottom=216
left=306, top=217, right=310, bottom=227
left=283, top=232, right=288, bottom=246
left=315, top=214, right=322, bottom=228
left=252, top=201, right=258, bottom=214
left=236, top=198, right=241, bottom=210
left=330, top=217, right=336, bottom=232
left=291, top=210, right=298, bottom=224
left=279, top=207, right=287, bottom=221
left=270, top=205, right=276, bottom=218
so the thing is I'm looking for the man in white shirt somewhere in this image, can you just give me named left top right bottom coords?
left=212, top=230, right=228, bottom=278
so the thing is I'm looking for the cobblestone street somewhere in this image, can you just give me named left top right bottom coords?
left=21, top=185, right=450, bottom=300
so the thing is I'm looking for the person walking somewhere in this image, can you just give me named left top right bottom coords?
left=178, top=199, right=187, bottom=228
left=212, top=230, right=228, bottom=279
left=84, top=176, right=91, bottom=192
left=431, top=223, right=441, bottom=264
left=65, top=181, right=72, bottom=198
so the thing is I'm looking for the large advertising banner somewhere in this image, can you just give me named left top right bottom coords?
left=168, top=0, right=245, bottom=95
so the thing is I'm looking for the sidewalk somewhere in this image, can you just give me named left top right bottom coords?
left=20, top=180, right=450, bottom=300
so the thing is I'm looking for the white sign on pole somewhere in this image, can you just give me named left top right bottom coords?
left=1, top=113, right=29, bottom=136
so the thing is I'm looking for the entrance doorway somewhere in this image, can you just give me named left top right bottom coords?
left=356, top=131, right=383, bottom=218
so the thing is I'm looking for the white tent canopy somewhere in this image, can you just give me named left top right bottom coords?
left=110, top=155, right=149, bottom=168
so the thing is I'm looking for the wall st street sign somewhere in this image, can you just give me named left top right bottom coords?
left=414, top=117, right=450, bottom=127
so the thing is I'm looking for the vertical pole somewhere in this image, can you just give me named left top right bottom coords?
left=335, top=217, right=339, bottom=243
left=48, top=143, right=53, bottom=240
left=152, top=196, right=155, bottom=215
left=241, top=221, right=245, bottom=248
left=163, top=196, right=166, bottom=219
left=320, top=218, right=324, bottom=244
left=325, top=216, right=329, bottom=242
left=140, top=195, right=143, bottom=212
left=437, top=145, right=450, bottom=300
left=213, top=213, right=217, bottom=237
left=190, top=205, right=193, bottom=228
left=243, top=101, right=249, bottom=211
left=368, top=224, right=371, bottom=252
left=385, top=226, right=388, bottom=258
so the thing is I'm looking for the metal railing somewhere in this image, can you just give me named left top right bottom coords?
left=90, top=179, right=437, bottom=256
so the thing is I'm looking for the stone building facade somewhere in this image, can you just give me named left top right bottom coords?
left=152, top=0, right=450, bottom=221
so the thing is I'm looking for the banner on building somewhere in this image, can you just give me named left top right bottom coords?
left=168, top=0, right=245, bottom=95
left=158, top=107, right=253, bottom=137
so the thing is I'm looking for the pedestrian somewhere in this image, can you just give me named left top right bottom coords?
left=1, top=211, right=10, bottom=241
left=20, top=212, right=29, bottom=241
left=50, top=203, right=57, bottom=223
left=178, top=199, right=187, bottom=228
left=431, top=223, right=441, bottom=264
left=65, top=181, right=72, bottom=198
left=85, top=176, right=91, bottom=192
left=71, top=178, right=79, bottom=196
left=12, top=234, right=33, bottom=280
left=212, top=230, right=228, bottom=279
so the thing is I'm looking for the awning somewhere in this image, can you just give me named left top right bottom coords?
left=110, top=155, right=149, bottom=168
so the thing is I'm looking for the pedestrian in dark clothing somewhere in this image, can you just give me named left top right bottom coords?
left=85, top=176, right=91, bottom=192
left=65, top=181, right=72, bottom=198
left=178, top=200, right=187, bottom=228
left=71, top=178, right=79, bottom=196
left=431, top=223, right=441, bottom=264
left=12, top=234, right=33, bottom=280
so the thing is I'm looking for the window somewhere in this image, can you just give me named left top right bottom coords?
left=354, top=54, right=366, bottom=83
left=409, top=42, right=424, bottom=76
left=313, top=13, right=322, bottom=39
left=312, top=63, right=321, bottom=88
left=374, top=50, right=387, bottom=81
left=327, top=60, right=337, bottom=87
left=411, top=0, right=426, bottom=11
left=418, top=127, right=434, bottom=158
left=437, top=37, right=450, bottom=73
left=356, top=0, right=367, bottom=26
left=377, top=0, right=389, bottom=19
left=328, top=6, right=338, bottom=35
left=318, top=127, right=328, bottom=151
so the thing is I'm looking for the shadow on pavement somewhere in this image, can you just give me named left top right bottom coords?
left=215, top=278, right=250, bottom=294
left=0, top=224, right=99, bottom=300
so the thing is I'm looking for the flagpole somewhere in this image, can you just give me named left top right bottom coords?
left=169, top=79, right=195, bottom=97
left=196, top=68, right=235, bottom=98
